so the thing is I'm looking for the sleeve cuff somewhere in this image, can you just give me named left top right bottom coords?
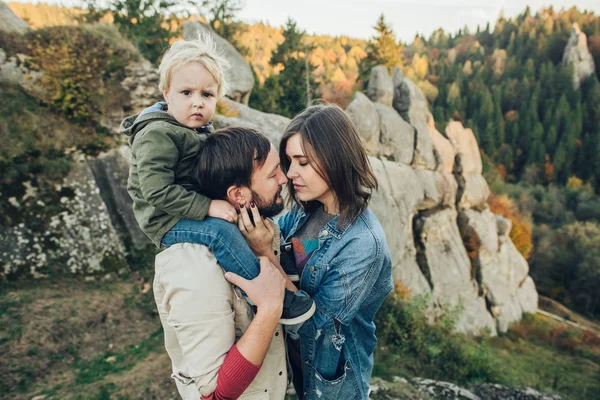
left=202, top=345, right=262, bottom=400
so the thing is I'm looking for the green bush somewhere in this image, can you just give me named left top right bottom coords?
left=25, top=26, right=130, bottom=123
left=374, top=292, right=498, bottom=384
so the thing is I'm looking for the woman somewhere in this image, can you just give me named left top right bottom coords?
left=244, top=104, right=393, bottom=400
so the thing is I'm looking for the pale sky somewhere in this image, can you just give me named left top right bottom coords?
left=19, top=0, right=600, bottom=42
left=236, top=0, right=600, bottom=41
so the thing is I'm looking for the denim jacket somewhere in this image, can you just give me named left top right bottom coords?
left=279, top=205, right=393, bottom=400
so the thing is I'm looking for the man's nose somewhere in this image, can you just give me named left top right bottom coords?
left=277, top=169, right=287, bottom=185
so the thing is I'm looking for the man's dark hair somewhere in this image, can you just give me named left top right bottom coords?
left=195, top=126, right=271, bottom=200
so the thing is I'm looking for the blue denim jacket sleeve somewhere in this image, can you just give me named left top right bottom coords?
left=311, top=235, right=385, bottom=329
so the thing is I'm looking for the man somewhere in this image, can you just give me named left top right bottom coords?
left=153, top=127, right=293, bottom=399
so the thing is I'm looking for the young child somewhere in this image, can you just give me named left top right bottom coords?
left=120, top=35, right=314, bottom=325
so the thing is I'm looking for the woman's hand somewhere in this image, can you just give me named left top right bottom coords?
left=237, top=202, right=275, bottom=256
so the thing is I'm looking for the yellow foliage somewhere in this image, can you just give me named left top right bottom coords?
left=488, top=193, right=533, bottom=259
left=216, top=99, right=239, bottom=118
left=412, top=53, right=429, bottom=80
left=566, top=176, right=583, bottom=190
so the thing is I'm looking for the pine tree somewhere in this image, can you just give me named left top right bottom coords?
left=358, top=14, right=403, bottom=86
left=268, top=18, right=316, bottom=118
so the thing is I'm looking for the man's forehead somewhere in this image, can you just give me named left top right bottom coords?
left=254, top=147, right=279, bottom=176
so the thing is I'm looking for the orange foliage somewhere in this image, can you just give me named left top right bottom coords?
left=497, top=164, right=508, bottom=179
left=504, top=110, right=518, bottom=122
left=320, top=79, right=355, bottom=109
left=393, top=280, right=412, bottom=301
left=487, top=193, right=533, bottom=259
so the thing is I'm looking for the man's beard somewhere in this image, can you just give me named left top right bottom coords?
left=251, top=187, right=284, bottom=218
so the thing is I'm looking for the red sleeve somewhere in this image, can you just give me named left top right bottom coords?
left=201, top=344, right=262, bottom=400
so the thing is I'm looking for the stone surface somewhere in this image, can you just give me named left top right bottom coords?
left=0, top=50, right=44, bottom=97
left=88, top=146, right=150, bottom=250
left=412, top=378, right=481, bottom=400
left=1, top=155, right=126, bottom=278
left=0, top=0, right=29, bottom=34
left=346, top=92, right=380, bottom=155
left=213, top=98, right=291, bottom=148
left=562, top=23, right=596, bottom=89
left=470, top=383, right=562, bottom=400
left=120, top=60, right=162, bottom=115
left=415, top=208, right=497, bottom=335
left=374, top=103, right=414, bottom=165
left=369, top=158, right=432, bottom=298
left=367, top=65, right=394, bottom=107
left=429, top=125, right=455, bottom=174
left=183, top=21, right=254, bottom=105
left=445, top=121, right=482, bottom=175
left=392, top=67, right=437, bottom=170
left=458, top=174, right=490, bottom=210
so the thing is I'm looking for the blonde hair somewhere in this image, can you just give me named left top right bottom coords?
left=158, top=33, right=230, bottom=98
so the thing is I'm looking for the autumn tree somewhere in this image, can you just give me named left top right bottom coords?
left=358, top=14, right=403, bottom=86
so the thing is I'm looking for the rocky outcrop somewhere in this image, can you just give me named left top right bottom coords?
left=346, top=92, right=380, bottom=155
left=88, top=146, right=150, bottom=250
left=367, top=65, right=394, bottom=106
left=214, top=97, right=291, bottom=148
left=0, top=1, right=29, bottom=34
left=1, top=155, right=126, bottom=278
left=369, top=377, right=562, bottom=400
left=562, top=23, right=596, bottom=89
left=183, top=21, right=254, bottom=105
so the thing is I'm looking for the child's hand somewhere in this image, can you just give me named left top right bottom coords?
left=207, top=200, right=238, bottom=223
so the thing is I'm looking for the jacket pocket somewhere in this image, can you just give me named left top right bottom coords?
left=307, top=360, right=361, bottom=400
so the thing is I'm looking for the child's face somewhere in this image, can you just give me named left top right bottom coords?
left=163, top=61, right=218, bottom=129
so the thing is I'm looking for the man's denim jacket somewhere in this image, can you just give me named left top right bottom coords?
left=279, top=204, right=393, bottom=400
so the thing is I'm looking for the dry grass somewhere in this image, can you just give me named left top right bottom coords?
left=0, top=273, right=167, bottom=399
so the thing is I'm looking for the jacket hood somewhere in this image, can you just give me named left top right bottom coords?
left=120, top=102, right=175, bottom=144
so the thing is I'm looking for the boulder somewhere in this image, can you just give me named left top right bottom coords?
left=392, top=67, right=437, bottom=170
left=562, top=23, right=596, bottom=89
left=0, top=1, right=29, bottom=34
left=184, top=21, right=254, bottom=105
left=88, top=146, right=150, bottom=250
left=345, top=92, right=380, bottom=155
left=120, top=60, right=162, bottom=114
left=429, top=124, right=455, bottom=174
left=370, top=158, right=432, bottom=297
left=0, top=155, right=126, bottom=279
left=367, top=65, right=394, bottom=106
left=213, top=97, right=291, bottom=148
left=445, top=121, right=482, bottom=175
left=415, top=208, right=497, bottom=335
left=458, top=174, right=490, bottom=210
left=374, top=103, right=414, bottom=165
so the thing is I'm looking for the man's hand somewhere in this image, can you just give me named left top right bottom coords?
left=207, top=199, right=238, bottom=223
left=237, top=202, right=275, bottom=256
left=224, top=256, right=285, bottom=317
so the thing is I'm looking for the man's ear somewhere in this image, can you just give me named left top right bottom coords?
left=225, top=185, right=248, bottom=206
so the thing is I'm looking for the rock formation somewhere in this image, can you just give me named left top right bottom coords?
left=0, top=1, right=29, bottom=34
left=184, top=21, right=254, bottom=105
left=562, top=23, right=596, bottom=89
